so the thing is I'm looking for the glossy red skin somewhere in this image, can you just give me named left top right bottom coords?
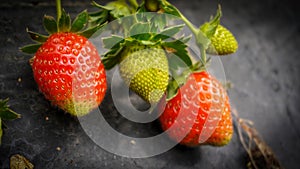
left=159, top=71, right=232, bottom=147
left=31, top=32, right=107, bottom=116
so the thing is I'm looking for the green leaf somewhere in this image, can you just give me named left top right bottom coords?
left=0, top=99, right=21, bottom=120
left=26, top=29, right=48, bottom=43
left=129, top=22, right=152, bottom=40
left=43, top=15, right=57, bottom=34
left=78, top=23, right=105, bottom=39
left=89, top=10, right=109, bottom=26
left=102, top=35, right=124, bottom=49
left=162, top=39, right=192, bottom=67
left=0, top=118, right=2, bottom=145
left=58, top=9, right=71, bottom=32
left=152, top=24, right=184, bottom=41
left=71, top=10, right=88, bottom=32
left=200, top=5, right=222, bottom=39
left=20, top=44, right=42, bottom=54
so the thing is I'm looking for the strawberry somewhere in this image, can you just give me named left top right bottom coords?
left=101, top=16, right=191, bottom=104
left=119, top=44, right=169, bottom=103
left=200, top=5, right=238, bottom=55
left=159, top=71, right=233, bottom=147
left=21, top=4, right=107, bottom=116
left=206, top=25, right=238, bottom=55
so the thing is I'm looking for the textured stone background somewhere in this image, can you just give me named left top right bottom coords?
left=0, top=0, right=299, bottom=168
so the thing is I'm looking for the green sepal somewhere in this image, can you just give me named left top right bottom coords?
left=26, top=29, right=48, bottom=43
left=0, top=99, right=21, bottom=120
left=200, top=5, right=222, bottom=39
left=43, top=15, right=57, bottom=34
left=71, top=10, right=88, bottom=32
left=58, top=9, right=71, bottom=32
left=20, top=44, right=42, bottom=54
left=152, top=24, right=184, bottom=41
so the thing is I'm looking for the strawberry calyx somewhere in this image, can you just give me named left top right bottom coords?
left=200, top=5, right=238, bottom=55
left=20, top=2, right=104, bottom=54
left=101, top=13, right=192, bottom=70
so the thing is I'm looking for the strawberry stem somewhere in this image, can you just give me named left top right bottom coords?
left=173, top=5, right=208, bottom=66
left=56, top=0, right=62, bottom=30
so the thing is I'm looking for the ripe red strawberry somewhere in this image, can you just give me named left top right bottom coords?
left=159, top=71, right=233, bottom=147
left=21, top=6, right=107, bottom=116
left=31, top=32, right=106, bottom=116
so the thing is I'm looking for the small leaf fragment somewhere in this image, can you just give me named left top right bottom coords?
left=43, top=15, right=57, bottom=34
left=0, top=98, right=21, bottom=120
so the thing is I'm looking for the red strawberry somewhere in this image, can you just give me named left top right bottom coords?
left=159, top=71, right=233, bottom=146
left=31, top=32, right=106, bottom=116
left=21, top=6, right=107, bottom=116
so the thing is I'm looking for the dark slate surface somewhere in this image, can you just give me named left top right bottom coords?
left=0, top=0, right=299, bottom=168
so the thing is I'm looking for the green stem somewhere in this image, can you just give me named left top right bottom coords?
left=56, top=0, right=62, bottom=31
left=176, top=7, right=207, bottom=66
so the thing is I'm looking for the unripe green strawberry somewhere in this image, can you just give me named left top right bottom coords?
left=207, top=25, right=238, bottom=55
left=119, top=44, right=169, bottom=103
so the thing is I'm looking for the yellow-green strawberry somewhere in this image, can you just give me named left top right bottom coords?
left=200, top=5, right=238, bottom=55
left=119, top=44, right=169, bottom=103
left=101, top=17, right=191, bottom=104
left=207, top=25, right=238, bottom=55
